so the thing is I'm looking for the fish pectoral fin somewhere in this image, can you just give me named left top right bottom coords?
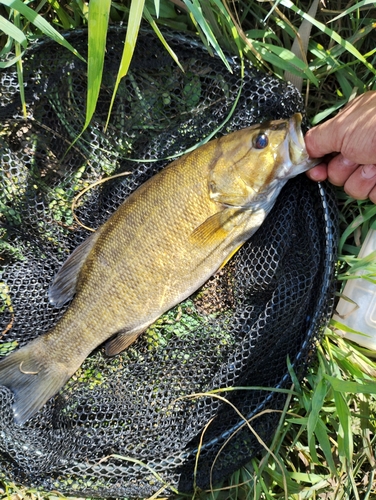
left=190, top=208, right=243, bottom=247
left=105, top=329, right=144, bottom=357
left=49, top=230, right=102, bottom=308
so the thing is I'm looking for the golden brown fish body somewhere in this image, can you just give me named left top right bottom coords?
left=0, top=113, right=319, bottom=424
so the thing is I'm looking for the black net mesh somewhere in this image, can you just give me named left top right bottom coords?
left=0, top=26, right=338, bottom=497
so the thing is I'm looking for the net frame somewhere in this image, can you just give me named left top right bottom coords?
left=0, top=26, right=338, bottom=497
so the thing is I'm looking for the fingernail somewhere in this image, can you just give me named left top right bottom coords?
left=340, top=157, right=357, bottom=167
left=361, top=164, right=376, bottom=179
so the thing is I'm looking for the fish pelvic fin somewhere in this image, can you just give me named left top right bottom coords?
left=0, top=344, right=69, bottom=425
left=49, top=229, right=102, bottom=307
left=105, top=329, right=145, bottom=356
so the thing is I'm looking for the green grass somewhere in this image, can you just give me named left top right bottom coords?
left=1, top=0, right=376, bottom=499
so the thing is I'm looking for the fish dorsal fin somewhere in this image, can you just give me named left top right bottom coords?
left=105, top=329, right=145, bottom=356
left=190, top=208, right=242, bottom=247
left=49, top=230, right=101, bottom=307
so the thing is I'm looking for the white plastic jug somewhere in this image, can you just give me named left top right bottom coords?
left=333, top=228, right=376, bottom=350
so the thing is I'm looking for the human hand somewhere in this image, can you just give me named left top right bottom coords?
left=305, top=91, right=376, bottom=203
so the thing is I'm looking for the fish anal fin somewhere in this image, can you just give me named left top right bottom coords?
left=0, top=343, right=69, bottom=425
left=49, top=230, right=101, bottom=308
left=219, top=242, right=245, bottom=270
left=105, top=330, right=144, bottom=356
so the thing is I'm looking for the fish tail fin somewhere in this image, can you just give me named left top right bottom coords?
left=0, top=343, right=68, bottom=425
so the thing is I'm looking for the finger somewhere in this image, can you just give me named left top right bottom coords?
left=305, top=163, right=328, bottom=181
left=326, top=154, right=359, bottom=186
left=305, top=92, right=376, bottom=163
left=304, top=124, right=339, bottom=158
left=368, top=184, right=376, bottom=204
left=343, top=164, right=376, bottom=200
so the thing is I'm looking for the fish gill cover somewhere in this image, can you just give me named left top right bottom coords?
left=0, top=26, right=337, bottom=497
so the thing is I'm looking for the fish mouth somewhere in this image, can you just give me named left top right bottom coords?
left=288, top=113, right=322, bottom=173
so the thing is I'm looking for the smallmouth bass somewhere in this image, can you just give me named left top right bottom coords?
left=0, top=113, right=320, bottom=424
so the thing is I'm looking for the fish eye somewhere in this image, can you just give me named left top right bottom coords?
left=254, top=133, right=268, bottom=149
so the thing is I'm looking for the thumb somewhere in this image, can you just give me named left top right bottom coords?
left=304, top=119, right=340, bottom=158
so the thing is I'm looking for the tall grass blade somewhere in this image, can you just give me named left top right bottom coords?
left=252, top=40, right=318, bottom=84
left=153, top=0, right=160, bottom=18
left=84, top=0, right=111, bottom=131
left=263, top=466, right=302, bottom=494
left=14, top=11, right=26, bottom=117
left=311, top=99, right=346, bottom=125
left=183, top=0, right=232, bottom=72
left=0, top=14, right=26, bottom=46
left=280, top=0, right=376, bottom=76
left=105, top=0, right=145, bottom=130
left=333, top=389, right=353, bottom=464
left=0, top=0, right=84, bottom=61
left=339, top=204, right=376, bottom=253
left=325, top=374, right=376, bottom=394
left=0, top=52, right=23, bottom=68
left=47, top=0, right=75, bottom=29
left=314, top=419, right=338, bottom=475
left=143, top=5, right=184, bottom=72
left=0, top=26, right=24, bottom=68
left=309, top=22, right=375, bottom=93
left=329, top=0, right=376, bottom=22
left=284, top=0, right=319, bottom=90
left=336, top=70, right=357, bottom=99
left=212, top=0, right=246, bottom=56
left=307, top=377, right=328, bottom=442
